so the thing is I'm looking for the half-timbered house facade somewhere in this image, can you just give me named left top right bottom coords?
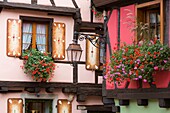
left=0, top=0, right=109, bottom=113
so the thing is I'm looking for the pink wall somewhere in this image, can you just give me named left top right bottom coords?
left=120, top=5, right=135, bottom=45
left=0, top=8, right=96, bottom=83
left=106, top=5, right=135, bottom=89
left=0, top=9, right=74, bottom=82
left=8, top=0, right=31, bottom=4
left=106, top=10, right=118, bottom=89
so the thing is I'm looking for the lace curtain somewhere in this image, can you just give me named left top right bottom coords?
left=22, top=23, right=32, bottom=51
left=36, top=24, right=46, bottom=52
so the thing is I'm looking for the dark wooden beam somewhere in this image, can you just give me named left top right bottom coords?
left=112, top=105, right=120, bottom=112
left=102, top=80, right=107, bottom=97
left=0, top=90, right=23, bottom=93
left=0, top=86, right=8, bottom=91
left=0, top=7, right=2, bottom=12
left=137, top=99, right=148, bottom=106
left=0, top=1, right=76, bottom=16
left=72, top=0, right=79, bottom=8
left=62, top=87, right=77, bottom=93
left=54, top=60, right=85, bottom=64
left=95, top=70, right=103, bottom=84
left=0, top=81, right=102, bottom=99
left=159, top=99, right=170, bottom=108
left=77, top=95, right=87, bottom=102
left=25, top=87, right=41, bottom=93
left=45, top=87, right=55, bottom=93
left=80, top=22, right=104, bottom=34
left=106, top=84, right=170, bottom=99
left=81, top=21, right=103, bottom=30
left=93, top=0, right=154, bottom=10
left=0, top=81, right=101, bottom=88
left=119, top=99, right=129, bottom=106
left=76, top=87, right=102, bottom=102
left=102, top=97, right=115, bottom=105
left=77, top=105, right=113, bottom=112
left=77, top=87, right=102, bottom=96
left=92, top=0, right=118, bottom=8
left=50, top=0, right=55, bottom=6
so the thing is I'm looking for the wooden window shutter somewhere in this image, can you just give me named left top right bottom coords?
left=52, top=22, right=66, bottom=60
left=7, top=19, right=22, bottom=57
left=8, top=98, right=23, bottom=113
left=86, top=36, right=100, bottom=70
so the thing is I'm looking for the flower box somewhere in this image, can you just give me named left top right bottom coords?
left=105, top=39, right=170, bottom=89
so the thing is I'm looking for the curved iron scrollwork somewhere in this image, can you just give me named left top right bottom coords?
left=74, top=31, right=105, bottom=48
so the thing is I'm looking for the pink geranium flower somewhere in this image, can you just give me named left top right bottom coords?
left=154, top=66, right=159, bottom=71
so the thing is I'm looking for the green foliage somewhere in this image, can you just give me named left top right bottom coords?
left=22, top=49, right=55, bottom=82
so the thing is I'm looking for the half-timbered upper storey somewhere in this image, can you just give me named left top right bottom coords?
left=92, top=0, right=170, bottom=110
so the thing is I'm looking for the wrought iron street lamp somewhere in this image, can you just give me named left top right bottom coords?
left=66, top=41, right=82, bottom=63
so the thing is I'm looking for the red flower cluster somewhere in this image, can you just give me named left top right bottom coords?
left=22, top=49, right=56, bottom=82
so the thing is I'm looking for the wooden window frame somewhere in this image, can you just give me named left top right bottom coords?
left=20, top=16, right=53, bottom=53
left=136, top=0, right=164, bottom=43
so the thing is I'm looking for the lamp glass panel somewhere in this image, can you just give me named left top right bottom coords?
left=72, top=50, right=81, bottom=62
left=67, top=50, right=72, bottom=62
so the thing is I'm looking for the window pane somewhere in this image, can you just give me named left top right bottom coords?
left=22, top=23, right=32, bottom=51
left=36, top=24, right=47, bottom=52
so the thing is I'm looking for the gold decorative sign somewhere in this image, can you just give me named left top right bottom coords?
left=8, top=98, right=23, bottom=113
left=86, top=36, right=100, bottom=70
left=52, top=22, right=65, bottom=60
left=7, top=19, right=22, bottom=57
left=57, top=99, right=72, bottom=113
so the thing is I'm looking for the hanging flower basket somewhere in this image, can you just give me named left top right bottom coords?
left=22, top=49, right=55, bottom=82
left=105, top=39, right=170, bottom=86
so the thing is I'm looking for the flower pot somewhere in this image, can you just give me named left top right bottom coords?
left=153, top=71, right=170, bottom=88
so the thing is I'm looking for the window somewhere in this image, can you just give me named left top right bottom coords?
left=22, top=22, right=48, bottom=52
left=25, top=99, right=53, bottom=113
left=20, top=16, right=53, bottom=53
left=137, top=0, right=164, bottom=43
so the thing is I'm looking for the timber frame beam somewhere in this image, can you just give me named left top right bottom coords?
left=0, top=1, right=77, bottom=16
left=92, top=0, right=154, bottom=10
left=104, top=83, right=170, bottom=108
left=0, top=81, right=102, bottom=102
left=106, top=83, right=170, bottom=99
left=77, top=105, right=120, bottom=112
